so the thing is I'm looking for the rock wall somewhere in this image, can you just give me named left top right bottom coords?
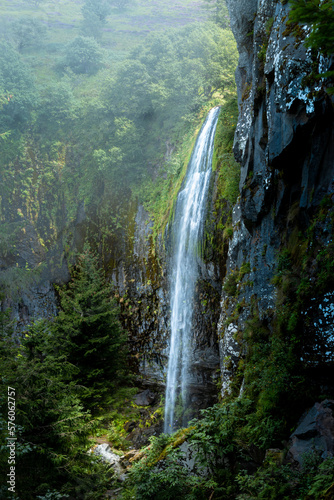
left=0, top=218, right=69, bottom=330
left=112, top=204, right=169, bottom=385
left=221, top=0, right=334, bottom=393
left=113, top=171, right=222, bottom=411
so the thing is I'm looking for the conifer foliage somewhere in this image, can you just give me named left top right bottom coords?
left=0, top=249, right=126, bottom=497
left=55, top=246, right=127, bottom=408
left=0, top=316, right=95, bottom=498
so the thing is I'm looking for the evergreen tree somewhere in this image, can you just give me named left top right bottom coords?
left=0, top=317, right=95, bottom=498
left=55, top=247, right=127, bottom=409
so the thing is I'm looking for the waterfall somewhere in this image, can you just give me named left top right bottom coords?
left=164, top=106, right=220, bottom=434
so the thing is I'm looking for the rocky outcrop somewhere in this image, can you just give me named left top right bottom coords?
left=0, top=200, right=84, bottom=329
left=0, top=218, right=64, bottom=329
left=112, top=108, right=237, bottom=404
left=287, top=400, right=334, bottom=466
left=134, top=389, right=157, bottom=406
left=221, top=0, right=334, bottom=394
left=90, top=443, right=124, bottom=476
left=112, top=191, right=221, bottom=410
left=112, top=204, right=169, bottom=384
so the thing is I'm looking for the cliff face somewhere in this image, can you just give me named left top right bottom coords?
left=114, top=188, right=222, bottom=410
left=221, top=0, right=334, bottom=393
left=117, top=0, right=334, bottom=406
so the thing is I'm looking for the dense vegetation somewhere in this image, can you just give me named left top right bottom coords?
left=0, top=249, right=127, bottom=498
left=118, top=1, right=334, bottom=499
left=0, top=0, right=237, bottom=293
left=0, top=0, right=239, bottom=498
left=120, top=194, right=334, bottom=499
left=1, top=0, right=333, bottom=498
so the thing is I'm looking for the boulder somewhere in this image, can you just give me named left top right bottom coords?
left=134, top=389, right=156, bottom=406
left=91, top=443, right=124, bottom=475
left=287, top=400, right=334, bottom=467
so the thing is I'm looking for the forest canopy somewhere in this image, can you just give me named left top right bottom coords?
left=0, top=0, right=237, bottom=290
left=0, top=0, right=238, bottom=497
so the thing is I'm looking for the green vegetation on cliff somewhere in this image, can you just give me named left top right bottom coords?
left=119, top=199, right=334, bottom=500
left=0, top=1, right=239, bottom=498
left=289, top=0, right=334, bottom=56
left=288, top=0, right=334, bottom=93
left=0, top=0, right=237, bottom=287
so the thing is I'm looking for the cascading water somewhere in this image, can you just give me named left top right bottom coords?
left=164, top=107, right=220, bottom=434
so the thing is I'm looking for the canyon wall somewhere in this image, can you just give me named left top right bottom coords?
left=220, top=0, right=334, bottom=393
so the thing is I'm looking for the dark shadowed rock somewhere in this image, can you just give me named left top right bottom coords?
left=134, top=389, right=156, bottom=406
left=125, top=422, right=162, bottom=449
left=287, top=400, right=334, bottom=466
left=123, top=420, right=137, bottom=433
left=220, top=0, right=334, bottom=399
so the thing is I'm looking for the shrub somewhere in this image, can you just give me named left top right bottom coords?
left=61, top=36, right=104, bottom=75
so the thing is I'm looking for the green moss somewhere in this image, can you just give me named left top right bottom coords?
left=137, top=101, right=217, bottom=244
left=241, top=83, right=252, bottom=102
left=223, top=270, right=239, bottom=296
left=223, top=262, right=252, bottom=297
left=257, top=17, right=274, bottom=65
left=141, top=94, right=240, bottom=260
left=240, top=261, right=251, bottom=277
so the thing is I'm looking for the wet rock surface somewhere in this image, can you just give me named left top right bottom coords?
left=112, top=200, right=221, bottom=414
left=90, top=443, right=124, bottom=476
left=220, top=0, right=334, bottom=396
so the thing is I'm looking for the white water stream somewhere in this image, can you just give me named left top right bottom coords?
left=164, top=107, right=220, bottom=433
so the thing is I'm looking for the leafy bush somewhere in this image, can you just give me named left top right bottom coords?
left=0, top=42, right=36, bottom=129
left=288, top=0, right=334, bottom=92
left=126, top=430, right=217, bottom=500
left=289, top=0, right=334, bottom=56
left=61, top=36, right=104, bottom=75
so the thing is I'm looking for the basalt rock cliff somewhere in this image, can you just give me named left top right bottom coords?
left=125, top=0, right=334, bottom=413
left=220, top=0, right=334, bottom=396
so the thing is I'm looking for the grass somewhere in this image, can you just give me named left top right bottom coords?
left=0, top=0, right=208, bottom=53
left=0, top=0, right=209, bottom=100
